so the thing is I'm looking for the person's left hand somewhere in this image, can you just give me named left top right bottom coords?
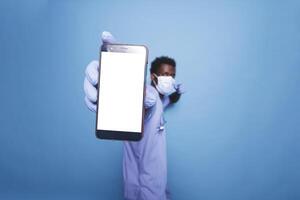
left=175, top=83, right=185, bottom=94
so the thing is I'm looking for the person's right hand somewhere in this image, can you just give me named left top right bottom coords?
left=83, top=31, right=116, bottom=112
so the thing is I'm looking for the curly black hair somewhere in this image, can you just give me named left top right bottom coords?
left=150, top=56, right=176, bottom=74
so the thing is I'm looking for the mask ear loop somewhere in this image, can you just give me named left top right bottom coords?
left=152, top=74, right=162, bottom=95
left=152, top=73, right=159, bottom=86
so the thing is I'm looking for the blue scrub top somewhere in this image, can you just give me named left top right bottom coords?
left=123, top=84, right=171, bottom=200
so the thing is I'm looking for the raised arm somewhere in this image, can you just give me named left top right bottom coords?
left=83, top=31, right=116, bottom=112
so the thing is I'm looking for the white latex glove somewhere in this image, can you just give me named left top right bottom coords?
left=175, top=83, right=186, bottom=94
left=83, top=31, right=116, bottom=112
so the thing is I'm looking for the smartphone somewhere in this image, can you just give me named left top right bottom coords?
left=95, top=44, right=148, bottom=141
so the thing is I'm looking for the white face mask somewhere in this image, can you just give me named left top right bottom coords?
left=153, top=74, right=176, bottom=95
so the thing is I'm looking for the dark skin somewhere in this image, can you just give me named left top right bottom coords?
left=150, top=64, right=181, bottom=103
left=151, top=63, right=176, bottom=84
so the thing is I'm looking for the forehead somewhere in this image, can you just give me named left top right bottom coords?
left=157, top=64, right=176, bottom=75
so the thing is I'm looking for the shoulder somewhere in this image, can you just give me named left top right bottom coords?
left=144, top=84, right=159, bottom=108
left=146, top=84, right=158, bottom=95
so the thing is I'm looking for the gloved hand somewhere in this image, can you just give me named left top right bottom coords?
left=174, top=82, right=185, bottom=94
left=168, top=82, right=185, bottom=104
left=83, top=31, right=116, bottom=112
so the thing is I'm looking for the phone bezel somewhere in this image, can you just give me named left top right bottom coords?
left=95, top=43, right=148, bottom=141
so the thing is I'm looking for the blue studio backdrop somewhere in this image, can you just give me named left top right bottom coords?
left=0, top=0, right=299, bottom=199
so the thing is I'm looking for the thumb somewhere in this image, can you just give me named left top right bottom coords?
left=101, top=31, right=116, bottom=44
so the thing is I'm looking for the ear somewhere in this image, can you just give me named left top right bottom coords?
left=151, top=73, right=157, bottom=84
left=151, top=73, right=155, bottom=81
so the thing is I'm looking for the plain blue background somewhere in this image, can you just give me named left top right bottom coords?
left=0, top=0, right=299, bottom=199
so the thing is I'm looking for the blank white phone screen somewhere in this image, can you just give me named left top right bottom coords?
left=97, top=50, right=146, bottom=133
